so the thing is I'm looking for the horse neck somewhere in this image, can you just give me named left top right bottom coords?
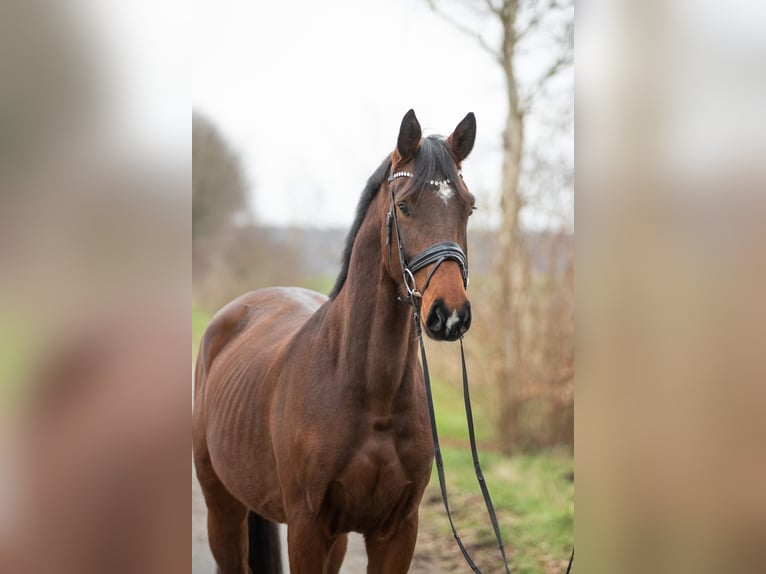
left=328, top=204, right=416, bottom=404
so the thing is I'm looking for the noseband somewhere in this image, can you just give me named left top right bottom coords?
left=385, top=171, right=469, bottom=300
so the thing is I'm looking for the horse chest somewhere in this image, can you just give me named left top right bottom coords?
left=343, top=435, right=406, bottom=491
left=320, top=432, right=427, bottom=537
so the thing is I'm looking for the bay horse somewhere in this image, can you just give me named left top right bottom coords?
left=193, top=109, right=477, bottom=573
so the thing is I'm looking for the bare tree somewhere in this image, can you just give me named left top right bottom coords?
left=192, top=113, right=312, bottom=311
left=192, top=112, right=248, bottom=244
left=425, top=0, right=573, bottom=451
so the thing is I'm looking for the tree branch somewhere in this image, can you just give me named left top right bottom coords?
left=425, top=0, right=502, bottom=64
left=516, top=0, right=569, bottom=42
left=481, top=0, right=502, bottom=16
left=515, top=5, right=545, bottom=42
left=519, top=50, right=573, bottom=113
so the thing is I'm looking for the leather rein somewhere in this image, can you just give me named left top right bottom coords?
left=385, top=171, right=512, bottom=573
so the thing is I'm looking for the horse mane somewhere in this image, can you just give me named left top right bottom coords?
left=328, top=136, right=460, bottom=299
left=328, top=155, right=392, bottom=298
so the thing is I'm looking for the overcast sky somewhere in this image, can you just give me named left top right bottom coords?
left=86, top=0, right=572, bottom=229
left=193, top=0, right=573, bottom=228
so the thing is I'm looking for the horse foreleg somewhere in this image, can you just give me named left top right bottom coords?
left=195, top=453, right=249, bottom=574
left=203, top=485, right=249, bottom=573
left=208, top=507, right=248, bottom=574
left=326, top=533, right=348, bottom=574
left=286, top=519, right=336, bottom=574
left=364, top=515, right=418, bottom=574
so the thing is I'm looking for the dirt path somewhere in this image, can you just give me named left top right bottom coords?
left=192, top=464, right=442, bottom=573
left=193, top=464, right=368, bottom=574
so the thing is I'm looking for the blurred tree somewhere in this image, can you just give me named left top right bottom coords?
left=425, top=0, right=573, bottom=452
left=192, top=112, right=248, bottom=243
left=192, top=113, right=310, bottom=311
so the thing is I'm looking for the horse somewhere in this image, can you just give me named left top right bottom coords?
left=192, top=109, right=477, bottom=574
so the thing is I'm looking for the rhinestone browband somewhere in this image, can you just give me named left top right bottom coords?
left=387, top=171, right=461, bottom=186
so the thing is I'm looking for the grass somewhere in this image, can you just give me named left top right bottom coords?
left=192, top=307, right=573, bottom=573
left=423, top=369, right=572, bottom=573
left=300, top=274, right=336, bottom=296
left=421, top=447, right=574, bottom=573
left=192, top=306, right=211, bottom=356
left=429, top=373, right=495, bottom=444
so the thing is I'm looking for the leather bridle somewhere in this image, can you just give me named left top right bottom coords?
left=385, top=171, right=469, bottom=301
left=385, top=171, right=512, bottom=574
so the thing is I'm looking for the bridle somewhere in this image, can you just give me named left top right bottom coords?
left=386, top=171, right=575, bottom=573
left=386, top=170, right=469, bottom=301
left=385, top=170, right=513, bottom=574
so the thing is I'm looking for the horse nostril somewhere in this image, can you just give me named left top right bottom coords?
left=457, top=301, right=472, bottom=335
left=426, top=303, right=446, bottom=333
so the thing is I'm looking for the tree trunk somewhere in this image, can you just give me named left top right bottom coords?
left=496, top=0, right=527, bottom=452
left=424, top=0, right=573, bottom=452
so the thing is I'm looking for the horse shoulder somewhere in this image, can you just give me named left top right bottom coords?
left=197, top=293, right=257, bottom=376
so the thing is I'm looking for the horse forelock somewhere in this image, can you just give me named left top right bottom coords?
left=408, top=135, right=461, bottom=191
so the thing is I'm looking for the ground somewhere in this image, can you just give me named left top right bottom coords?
left=192, top=463, right=372, bottom=573
left=192, top=460, right=573, bottom=573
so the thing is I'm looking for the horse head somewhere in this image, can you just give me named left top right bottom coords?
left=385, top=109, right=477, bottom=341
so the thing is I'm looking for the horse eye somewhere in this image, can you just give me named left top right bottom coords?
left=397, top=202, right=412, bottom=217
left=469, top=206, right=478, bottom=216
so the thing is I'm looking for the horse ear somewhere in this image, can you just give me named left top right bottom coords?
left=396, top=109, right=422, bottom=162
left=447, top=112, right=476, bottom=163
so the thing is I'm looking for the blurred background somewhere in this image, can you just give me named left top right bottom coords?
left=0, top=1, right=189, bottom=573
left=192, top=0, right=573, bottom=572
left=1, top=0, right=763, bottom=573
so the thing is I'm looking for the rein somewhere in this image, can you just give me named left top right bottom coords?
left=386, top=174, right=511, bottom=573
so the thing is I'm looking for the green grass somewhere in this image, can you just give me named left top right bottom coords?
left=192, top=306, right=211, bottom=357
left=299, top=274, right=336, bottom=296
left=430, top=375, right=495, bottom=444
left=426, top=362, right=572, bottom=572
left=428, top=447, right=573, bottom=573
left=417, top=371, right=572, bottom=573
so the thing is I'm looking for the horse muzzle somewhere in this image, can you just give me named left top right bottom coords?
left=424, top=298, right=471, bottom=341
